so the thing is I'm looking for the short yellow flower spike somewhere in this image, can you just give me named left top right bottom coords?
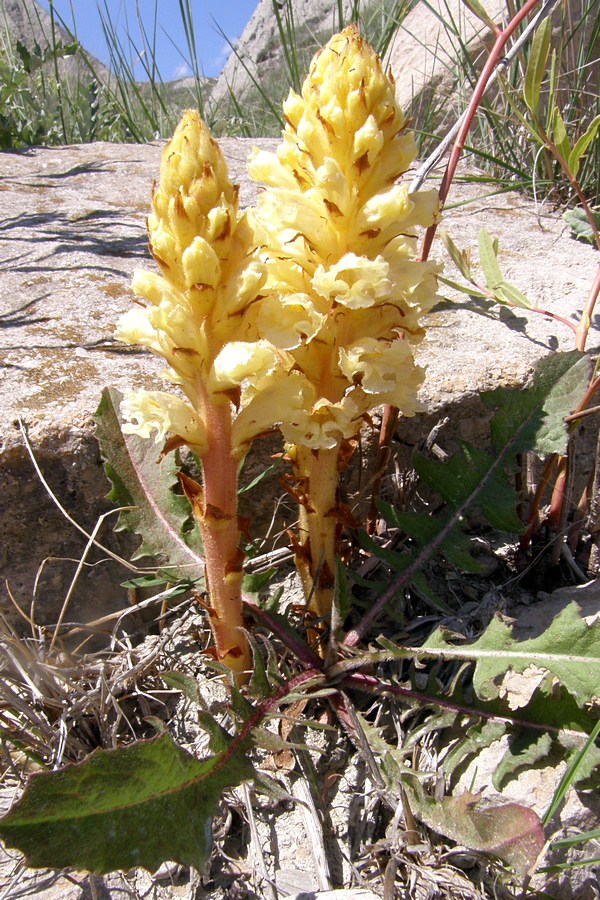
left=249, top=26, right=441, bottom=635
left=116, top=111, right=272, bottom=683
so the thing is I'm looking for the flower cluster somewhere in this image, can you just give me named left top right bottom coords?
left=116, top=112, right=291, bottom=459
left=247, top=25, right=441, bottom=451
left=115, top=26, right=441, bottom=671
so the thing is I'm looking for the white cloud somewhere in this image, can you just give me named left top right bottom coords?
left=172, top=62, right=192, bottom=79
left=210, top=39, right=236, bottom=75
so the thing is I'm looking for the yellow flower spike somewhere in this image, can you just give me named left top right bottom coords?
left=249, top=26, right=441, bottom=641
left=116, top=111, right=275, bottom=685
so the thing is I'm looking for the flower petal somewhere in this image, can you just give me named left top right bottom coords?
left=120, top=390, right=207, bottom=450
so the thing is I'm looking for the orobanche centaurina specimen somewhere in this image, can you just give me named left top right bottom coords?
left=248, top=25, right=440, bottom=636
left=117, top=24, right=440, bottom=679
left=116, top=113, right=291, bottom=682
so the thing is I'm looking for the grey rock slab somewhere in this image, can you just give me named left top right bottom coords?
left=0, top=138, right=598, bottom=630
left=388, top=0, right=507, bottom=111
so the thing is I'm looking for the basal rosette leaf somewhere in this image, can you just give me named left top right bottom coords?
left=400, top=774, right=544, bottom=877
left=414, top=442, right=523, bottom=534
left=0, top=733, right=255, bottom=874
left=423, top=600, right=600, bottom=708
left=483, top=351, right=591, bottom=457
left=94, top=387, right=203, bottom=580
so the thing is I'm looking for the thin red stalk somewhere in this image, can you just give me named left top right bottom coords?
left=519, top=454, right=558, bottom=554
left=547, top=455, right=568, bottom=530
left=418, top=0, right=545, bottom=264
left=367, top=405, right=399, bottom=535
left=571, top=374, right=600, bottom=419
left=242, top=595, right=324, bottom=670
left=210, top=668, right=325, bottom=770
left=342, top=672, right=586, bottom=737
left=372, top=1, right=545, bottom=526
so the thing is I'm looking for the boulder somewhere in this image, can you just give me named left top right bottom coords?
left=1, top=138, right=598, bottom=631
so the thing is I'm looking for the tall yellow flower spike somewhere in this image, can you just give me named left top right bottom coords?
left=249, top=26, right=441, bottom=638
left=117, top=111, right=278, bottom=683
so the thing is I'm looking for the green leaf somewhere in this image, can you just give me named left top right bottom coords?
left=563, top=207, right=600, bottom=245
left=483, top=351, right=591, bottom=457
left=493, top=281, right=533, bottom=309
left=378, top=501, right=485, bottom=574
left=568, top=115, right=600, bottom=178
left=247, top=631, right=272, bottom=699
left=493, top=730, right=553, bottom=790
left=440, top=230, right=475, bottom=282
left=551, top=106, right=571, bottom=162
left=478, top=227, right=504, bottom=290
left=438, top=274, right=489, bottom=299
left=524, top=16, right=551, bottom=115
left=94, top=387, right=203, bottom=579
left=238, top=463, right=278, bottom=494
left=162, top=671, right=202, bottom=706
left=423, top=601, right=600, bottom=708
left=460, top=0, right=498, bottom=28
left=401, top=776, right=544, bottom=876
left=443, top=721, right=507, bottom=781
left=242, top=568, right=277, bottom=593
left=0, top=733, right=255, bottom=874
left=415, top=442, right=523, bottom=533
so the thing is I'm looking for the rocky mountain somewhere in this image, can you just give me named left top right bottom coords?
left=0, top=0, right=110, bottom=81
left=210, top=0, right=353, bottom=107
left=208, top=0, right=597, bottom=137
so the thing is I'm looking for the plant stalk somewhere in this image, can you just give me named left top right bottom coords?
left=181, top=394, right=250, bottom=684
left=291, top=444, right=341, bottom=651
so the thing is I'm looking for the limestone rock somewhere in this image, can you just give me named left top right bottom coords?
left=0, top=0, right=110, bottom=82
left=388, top=0, right=507, bottom=112
left=1, top=139, right=598, bottom=631
left=210, top=0, right=353, bottom=108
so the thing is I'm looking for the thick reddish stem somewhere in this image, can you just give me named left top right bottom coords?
left=183, top=390, right=250, bottom=684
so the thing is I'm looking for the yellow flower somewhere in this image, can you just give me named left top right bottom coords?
left=248, top=25, right=441, bottom=631
left=116, top=111, right=272, bottom=455
left=121, top=390, right=207, bottom=451
left=248, top=25, right=441, bottom=450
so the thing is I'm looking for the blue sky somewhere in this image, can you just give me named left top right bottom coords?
left=37, top=1, right=259, bottom=80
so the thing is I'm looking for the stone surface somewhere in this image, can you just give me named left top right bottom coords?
left=388, top=0, right=506, bottom=112
left=1, top=138, right=598, bottom=630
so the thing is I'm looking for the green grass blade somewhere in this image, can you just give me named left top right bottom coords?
left=542, top=719, right=600, bottom=827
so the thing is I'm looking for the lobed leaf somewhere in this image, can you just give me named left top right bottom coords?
left=423, top=600, right=600, bottom=708
left=414, top=442, right=523, bottom=533
left=94, top=387, right=203, bottom=580
left=0, top=733, right=255, bottom=874
left=492, top=730, right=553, bottom=791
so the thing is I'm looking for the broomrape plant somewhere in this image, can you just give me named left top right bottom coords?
left=3, top=9, right=600, bottom=885
left=248, top=26, right=440, bottom=631
left=117, top=25, right=440, bottom=678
